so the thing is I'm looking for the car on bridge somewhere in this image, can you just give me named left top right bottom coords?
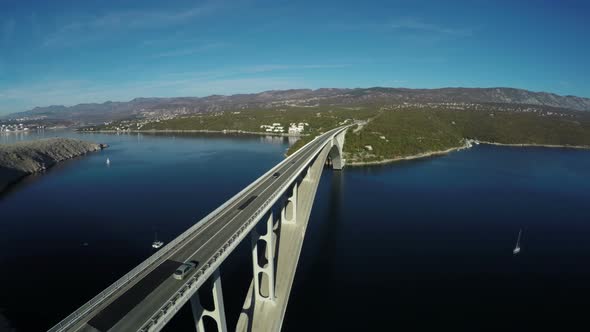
left=173, top=261, right=198, bottom=280
left=273, top=172, right=281, bottom=178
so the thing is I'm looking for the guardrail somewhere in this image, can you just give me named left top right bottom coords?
left=48, top=126, right=346, bottom=332
left=140, top=126, right=349, bottom=332
left=140, top=188, right=282, bottom=331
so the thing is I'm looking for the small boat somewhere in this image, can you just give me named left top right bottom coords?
left=106, top=157, right=111, bottom=166
left=513, top=229, right=522, bottom=255
left=152, top=232, right=164, bottom=249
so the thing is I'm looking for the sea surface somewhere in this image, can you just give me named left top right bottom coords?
left=1, top=131, right=590, bottom=331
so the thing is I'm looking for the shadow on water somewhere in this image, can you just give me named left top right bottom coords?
left=4, top=134, right=590, bottom=331
left=311, top=170, right=343, bottom=277
left=0, top=153, right=96, bottom=201
left=283, top=168, right=345, bottom=331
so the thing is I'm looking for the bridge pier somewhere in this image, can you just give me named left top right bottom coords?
left=251, top=212, right=277, bottom=301
left=190, top=268, right=228, bottom=332
left=281, top=182, right=298, bottom=224
left=47, top=127, right=352, bottom=332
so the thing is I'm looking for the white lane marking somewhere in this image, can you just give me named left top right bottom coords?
left=69, top=128, right=344, bottom=331
left=174, top=133, right=330, bottom=262
left=169, top=133, right=326, bottom=260
left=129, top=132, right=335, bottom=323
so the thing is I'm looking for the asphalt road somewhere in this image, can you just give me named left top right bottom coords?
left=66, top=127, right=342, bottom=332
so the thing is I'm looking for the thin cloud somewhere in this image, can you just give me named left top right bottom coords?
left=0, top=63, right=344, bottom=112
left=388, top=17, right=473, bottom=37
left=158, top=63, right=351, bottom=81
left=236, top=63, right=351, bottom=74
left=151, top=42, right=228, bottom=58
left=331, top=17, right=474, bottom=39
left=0, top=74, right=305, bottom=113
left=42, top=2, right=222, bottom=47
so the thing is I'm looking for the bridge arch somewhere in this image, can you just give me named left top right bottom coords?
left=326, top=132, right=346, bottom=170
left=49, top=126, right=352, bottom=332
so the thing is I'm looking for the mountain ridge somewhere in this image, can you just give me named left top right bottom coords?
left=6, top=87, right=590, bottom=124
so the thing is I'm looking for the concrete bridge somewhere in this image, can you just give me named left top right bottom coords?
left=48, top=125, right=350, bottom=332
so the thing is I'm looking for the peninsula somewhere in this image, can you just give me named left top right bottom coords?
left=80, top=101, right=590, bottom=165
left=0, top=138, right=106, bottom=193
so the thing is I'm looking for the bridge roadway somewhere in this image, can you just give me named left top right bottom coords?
left=62, top=127, right=343, bottom=332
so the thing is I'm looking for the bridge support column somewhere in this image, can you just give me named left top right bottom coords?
left=281, top=182, right=298, bottom=224
left=190, top=268, right=228, bottom=332
left=251, top=212, right=276, bottom=301
left=303, top=166, right=313, bottom=183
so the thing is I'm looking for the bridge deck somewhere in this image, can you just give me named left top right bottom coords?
left=61, top=128, right=342, bottom=332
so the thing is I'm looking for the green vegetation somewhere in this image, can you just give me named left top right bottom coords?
left=140, top=107, right=369, bottom=133
left=344, top=107, right=590, bottom=163
left=86, top=103, right=590, bottom=165
left=89, top=105, right=378, bottom=147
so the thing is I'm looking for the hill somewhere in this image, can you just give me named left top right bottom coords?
left=5, top=87, right=590, bottom=124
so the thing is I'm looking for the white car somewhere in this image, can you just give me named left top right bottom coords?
left=173, top=261, right=197, bottom=280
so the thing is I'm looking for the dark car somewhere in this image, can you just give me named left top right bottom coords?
left=272, top=172, right=281, bottom=178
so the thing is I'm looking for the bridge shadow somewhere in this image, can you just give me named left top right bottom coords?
left=237, top=165, right=343, bottom=331
left=310, top=168, right=343, bottom=279
left=282, top=167, right=344, bottom=329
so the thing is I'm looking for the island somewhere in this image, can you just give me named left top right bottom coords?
left=0, top=138, right=107, bottom=193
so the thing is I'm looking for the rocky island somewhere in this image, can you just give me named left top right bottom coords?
left=0, top=138, right=107, bottom=193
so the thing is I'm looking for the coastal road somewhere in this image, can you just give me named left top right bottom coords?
left=57, top=127, right=344, bottom=332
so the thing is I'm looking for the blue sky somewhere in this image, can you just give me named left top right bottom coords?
left=0, top=0, right=589, bottom=114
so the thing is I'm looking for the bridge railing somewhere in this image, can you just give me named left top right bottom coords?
left=140, top=127, right=348, bottom=331
left=140, top=187, right=283, bottom=331
left=47, top=128, right=344, bottom=332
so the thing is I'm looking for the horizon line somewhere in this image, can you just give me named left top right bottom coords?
left=4, top=85, right=590, bottom=115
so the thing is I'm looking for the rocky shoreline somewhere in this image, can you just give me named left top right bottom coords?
left=476, top=141, right=590, bottom=150
left=346, top=144, right=468, bottom=166
left=346, top=140, right=590, bottom=167
left=0, top=138, right=107, bottom=193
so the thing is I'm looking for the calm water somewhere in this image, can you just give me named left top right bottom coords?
left=2, top=132, right=590, bottom=331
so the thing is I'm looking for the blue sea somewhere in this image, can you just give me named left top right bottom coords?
left=1, top=131, right=590, bottom=331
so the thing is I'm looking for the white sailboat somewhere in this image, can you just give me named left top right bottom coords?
left=152, top=232, right=164, bottom=249
left=513, top=229, right=522, bottom=255
left=106, top=157, right=110, bottom=166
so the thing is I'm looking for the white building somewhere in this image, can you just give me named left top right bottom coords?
left=261, top=123, right=285, bottom=133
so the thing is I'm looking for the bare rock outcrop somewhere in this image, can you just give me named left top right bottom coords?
left=0, top=138, right=106, bottom=192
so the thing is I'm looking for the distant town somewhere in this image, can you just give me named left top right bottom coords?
left=260, top=122, right=309, bottom=134
left=0, top=123, right=46, bottom=133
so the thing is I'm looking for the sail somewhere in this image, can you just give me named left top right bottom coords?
left=513, top=229, right=522, bottom=255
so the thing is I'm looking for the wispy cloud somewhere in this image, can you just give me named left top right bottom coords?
left=387, top=17, right=473, bottom=37
left=239, top=64, right=351, bottom=74
left=150, top=42, right=228, bottom=58
left=331, top=17, right=474, bottom=42
left=153, top=63, right=351, bottom=87
left=0, top=61, right=348, bottom=112
left=42, top=2, right=222, bottom=47
left=0, top=73, right=307, bottom=113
